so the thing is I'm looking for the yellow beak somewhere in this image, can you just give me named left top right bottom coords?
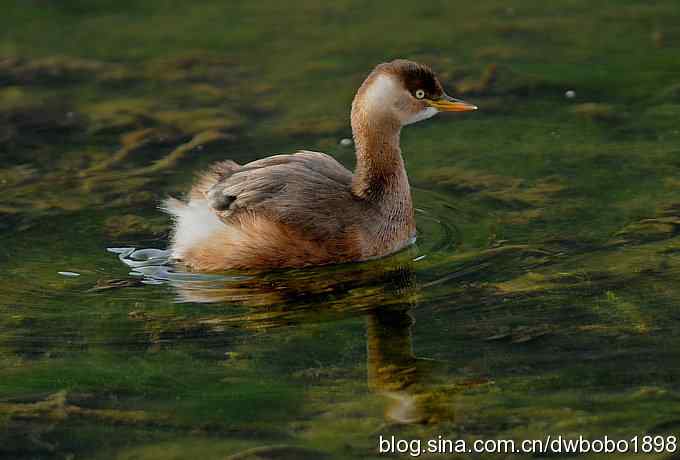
left=426, top=95, right=478, bottom=112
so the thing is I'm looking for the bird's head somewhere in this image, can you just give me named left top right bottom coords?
left=352, top=59, right=477, bottom=128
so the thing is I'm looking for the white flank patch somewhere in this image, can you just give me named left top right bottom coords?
left=165, top=199, right=228, bottom=256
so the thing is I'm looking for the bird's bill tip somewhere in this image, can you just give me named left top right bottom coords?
left=427, top=96, right=478, bottom=112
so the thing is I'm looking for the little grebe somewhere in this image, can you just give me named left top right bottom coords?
left=163, top=59, right=477, bottom=271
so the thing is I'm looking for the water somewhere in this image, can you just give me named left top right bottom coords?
left=2, top=1, right=680, bottom=459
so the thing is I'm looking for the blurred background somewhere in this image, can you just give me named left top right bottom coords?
left=1, top=1, right=680, bottom=459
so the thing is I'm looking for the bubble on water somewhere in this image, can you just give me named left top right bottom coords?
left=565, top=90, right=576, bottom=99
left=117, top=248, right=172, bottom=268
left=127, top=248, right=171, bottom=261
left=108, top=245, right=251, bottom=297
left=339, top=138, right=353, bottom=147
left=58, top=271, right=81, bottom=277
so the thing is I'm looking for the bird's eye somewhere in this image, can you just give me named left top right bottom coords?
left=415, top=89, right=425, bottom=99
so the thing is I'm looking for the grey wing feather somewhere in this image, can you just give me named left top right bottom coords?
left=204, top=151, right=354, bottom=227
left=237, top=150, right=352, bottom=184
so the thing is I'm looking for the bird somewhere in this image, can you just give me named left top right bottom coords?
left=163, top=59, right=477, bottom=271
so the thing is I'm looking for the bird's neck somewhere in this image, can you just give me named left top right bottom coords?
left=350, top=97, right=416, bottom=249
left=350, top=111, right=410, bottom=203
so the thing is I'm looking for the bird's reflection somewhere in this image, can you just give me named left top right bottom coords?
left=114, top=246, right=448, bottom=424
left=367, top=307, right=423, bottom=423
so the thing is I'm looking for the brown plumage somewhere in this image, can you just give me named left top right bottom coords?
left=163, top=59, right=477, bottom=271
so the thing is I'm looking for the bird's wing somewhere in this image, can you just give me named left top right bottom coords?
left=201, top=151, right=355, bottom=234
left=238, top=150, right=352, bottom=185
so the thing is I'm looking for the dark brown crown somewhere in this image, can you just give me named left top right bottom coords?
left=378, top=59, right=444, bottom=99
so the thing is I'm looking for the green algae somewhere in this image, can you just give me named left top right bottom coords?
left=571, top=102, right=623, bottom=123
left=103, top=214, right=167, bottom=240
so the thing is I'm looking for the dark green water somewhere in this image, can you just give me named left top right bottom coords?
left=2, top=1, right=680, bottom=459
